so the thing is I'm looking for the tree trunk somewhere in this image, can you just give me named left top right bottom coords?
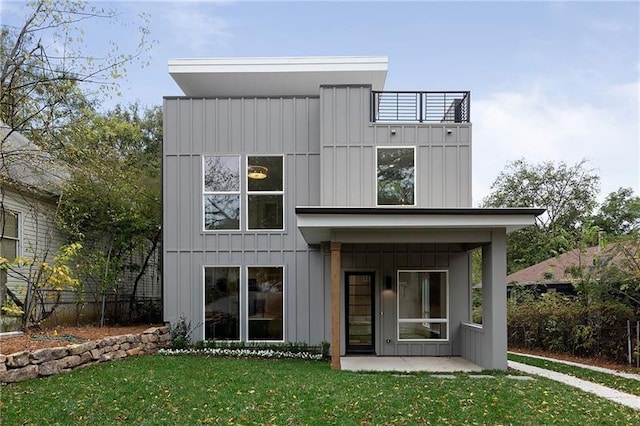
left=128, top=228, right=161, bottom=322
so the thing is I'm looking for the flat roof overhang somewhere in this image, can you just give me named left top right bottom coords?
left=295, top=207, right=545, bottom=245
left=168, top=56, right=388, bottom=97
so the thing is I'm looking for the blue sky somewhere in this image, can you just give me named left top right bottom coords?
left=3, top=1, right=639, bottom=205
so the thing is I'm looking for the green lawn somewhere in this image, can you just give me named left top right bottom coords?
left=509, top=352, right=640, bottom=397
left=2, top=356, right=639, bottom=425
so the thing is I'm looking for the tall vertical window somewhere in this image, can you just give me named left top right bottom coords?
left=204, top=267, right=240, bottom=340
left=203, top=156, right=240, bottom=230
left=247, top=156, right=284, bottom=230
left=397, top=270, right=448, bottom=340
left=0, top=210, right=19, bottom=290
left=248, top=266, right=284, bottom=341
left=0, top=210, right=19, bottom=261
left=377, top=147, right=415, bottom=205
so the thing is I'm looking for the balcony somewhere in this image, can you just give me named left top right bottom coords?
left=371, top=91, right=470, bottom=123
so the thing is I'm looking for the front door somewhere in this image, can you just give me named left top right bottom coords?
left=345, top=272, right=375, bottom=353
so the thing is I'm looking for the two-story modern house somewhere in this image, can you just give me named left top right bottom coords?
left=163, top=56, right=542, bottom=370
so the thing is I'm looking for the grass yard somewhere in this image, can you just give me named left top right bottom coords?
left=509, top=352, right=640, bottom=397
left=2, top=356, right=639, bottom=425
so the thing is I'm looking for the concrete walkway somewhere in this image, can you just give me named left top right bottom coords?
left=509, top=360, right=640, bottom=410
left=340, top=356, right=482, bottom=372
left=508, top=351, right=640, bottom=381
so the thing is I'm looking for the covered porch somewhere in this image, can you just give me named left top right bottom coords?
left=296, top=207, right=543, bottom=371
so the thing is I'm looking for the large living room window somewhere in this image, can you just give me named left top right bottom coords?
left=397, top=270, right=448, bottom=341
left=248, top=266, right=284, bottom=341
left=203, top=156, right=241, bottom=230
left=204, top=267, right=240, bottom=340
left=376, top=147, right=415, bottom=206
left=247, top=156, right=284, bottom=230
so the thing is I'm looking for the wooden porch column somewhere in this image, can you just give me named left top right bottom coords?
left=330, top=242, right=342, bottom=370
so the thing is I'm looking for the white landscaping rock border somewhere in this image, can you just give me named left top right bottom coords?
left=0, top=326, right=170, bottom=384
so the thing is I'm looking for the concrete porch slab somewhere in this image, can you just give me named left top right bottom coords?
left=340, top=356, right=482, bottom=372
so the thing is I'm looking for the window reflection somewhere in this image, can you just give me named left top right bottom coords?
left=377, top=148, right=415, bottom=205
left=248, top=266, right=284, bottom=341
left=247, top=156, right=284, bottom=230
left=204, top=267, right=240, bottom=340
left=204, top=195, right=240, bottom=230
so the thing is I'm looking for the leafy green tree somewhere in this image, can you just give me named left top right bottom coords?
left=58, top=104, right=161, bottom=324
left=483, top=159, right=600, bottom=272
left=593, top=187, right=640, bottom=236
left=1, top=0, right=152, bottom=145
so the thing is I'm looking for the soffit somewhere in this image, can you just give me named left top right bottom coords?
left=295, top=207, right=544, bottom=245
left=168, top=56, right=388, bottom=97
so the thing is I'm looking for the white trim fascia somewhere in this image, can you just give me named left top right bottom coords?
left=169, top=56, right=389, bottom=74
left=168, top=56, right=388, bottom=97
left=297, top=213, right=538, bottom=230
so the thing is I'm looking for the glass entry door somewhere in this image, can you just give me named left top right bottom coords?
left=345, top=272, right=375, bottom=353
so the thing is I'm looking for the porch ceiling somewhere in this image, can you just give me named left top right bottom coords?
left=295, top=207, right=544, bottom=245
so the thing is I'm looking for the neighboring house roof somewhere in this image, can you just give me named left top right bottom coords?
left=506, top=245, right=615, bottom=286
left=0, top=123, right=69, bottom=197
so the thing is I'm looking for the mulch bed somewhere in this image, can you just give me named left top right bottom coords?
left=0, top=325, right=160, bottom=355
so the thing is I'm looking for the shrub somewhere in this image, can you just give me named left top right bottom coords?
left=170, top=315, right=193, bottom=350
left=508, top=293, right=636, bottom=363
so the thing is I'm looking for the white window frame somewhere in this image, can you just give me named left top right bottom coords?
left=202, top=265, right=242, bottom=342
left=246, top=265, right=285, bottom=343
left=396, top=269, right=449, bottom=342
left=375, top=146, right=417, bottom=207
left=202, top=155, right=241, bottom=232
left=246, top=155, right=285, bottom=232
left=0, top=209, right=21, bottom=259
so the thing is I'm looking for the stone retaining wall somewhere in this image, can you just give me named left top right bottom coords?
left=0, top=326, right=170, bottom=384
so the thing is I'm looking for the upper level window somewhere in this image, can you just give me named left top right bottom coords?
left=247, top=156, right=284, bottom=230
left=203, top=156, right=240, bottom=230
left=377, top=147, right=415, bottom=206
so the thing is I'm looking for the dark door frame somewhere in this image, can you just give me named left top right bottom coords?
left=345, top=271, right=376, bottom=354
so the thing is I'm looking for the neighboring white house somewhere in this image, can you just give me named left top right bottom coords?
left=0, top=124, right=68, bottom=330
left=162, top=56, right=543, bottom=370
left=1, top=124, right=163, bottom=328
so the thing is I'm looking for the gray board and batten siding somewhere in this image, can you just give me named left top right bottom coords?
left=163, top=95, right=328, bottom=343
left=319, top=85, right=471, bottom=208
left=163, top=85, right=475, bottom=356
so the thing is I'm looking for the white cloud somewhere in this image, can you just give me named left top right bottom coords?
left=472, top=84, right=640, bottom=206
left=605, top=81, right=640, bottom=104
left=586, top=18, right=635, bottom=34
left=164, top=4, right=230, bottom=52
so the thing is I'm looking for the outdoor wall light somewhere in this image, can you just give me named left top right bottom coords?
left=390, top=129, right=397, bottom=135
left=446, top=128, right=453, bottom=135
left=384, top=275, right=393, bottom=290
left=247, top=165, right=268, bottom=180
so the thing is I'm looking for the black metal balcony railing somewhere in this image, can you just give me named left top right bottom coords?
left=371, top=91, right=470, bottom=123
